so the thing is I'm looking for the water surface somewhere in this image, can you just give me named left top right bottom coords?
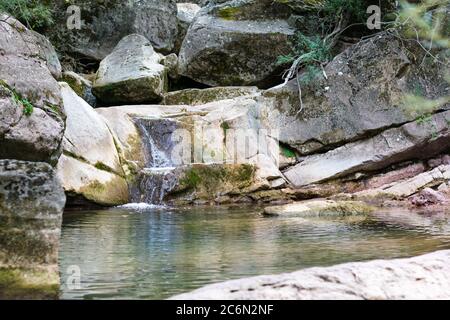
left=59, top=205, right=450, bottom=299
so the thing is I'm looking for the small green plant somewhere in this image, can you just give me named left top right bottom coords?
left=0, top=0, right=54, bottom=31
left=11, top=89, right=34, bottom=116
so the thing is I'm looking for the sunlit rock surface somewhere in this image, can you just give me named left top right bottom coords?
left=0, top=15, right=65, bottom=165
left=57, top=83, right=129, bottom=206
left=170, top=250, right=450, bottom=300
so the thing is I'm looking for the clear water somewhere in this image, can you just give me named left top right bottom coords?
left=59, top=205, right=450, bottom=300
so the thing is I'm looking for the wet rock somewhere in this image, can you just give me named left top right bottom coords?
left=57, top=83, right=129, bottom=206
left=263, top=200, right=374, bottom=217
left=93, top=34, right=168, bottom=104
left=51, top=0, right=178, bottom=61
left=0, top=160, right=65, bottom=300
left=170, top=250, right=450, bottom=300
left=178, top=0, right=295, bottom=86
left=132, top=163, right=256, bottom=205
left=0, top=15, right=65, bottom=165
left=284, top=111, right=450, bottom=187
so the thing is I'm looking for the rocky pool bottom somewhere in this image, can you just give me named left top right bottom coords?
left=59, top=205, right=450, bottom=300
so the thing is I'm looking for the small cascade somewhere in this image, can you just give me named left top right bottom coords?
left=131, top=118, right=180, bottom=204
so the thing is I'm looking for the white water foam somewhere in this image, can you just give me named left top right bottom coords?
left=115, top=203, right=167, bottom=212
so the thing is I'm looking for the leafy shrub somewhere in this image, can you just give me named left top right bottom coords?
left=0, top=0, right=54, bottom=30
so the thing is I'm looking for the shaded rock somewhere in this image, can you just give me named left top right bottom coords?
left=263, top=34, right=450, bottom=156
left=0, top=160, right=65, bottom=299
left=51, top=0, right=178, bottom=62
left=0, top=15, right=65, bottom=165
left=61, top=72, right=96, bottom=107
left=93, top=35, right=168, bottom=104
left=178, top=0, right=295, bottom=86
left=170, top=250, right=450, bottom=300
left=57, top=83, right=129, bottom=206
left=263, top=200, right=374, bottom=217
left=163, top=86, right=259, bottom=105
left=284, top=111, right=450, bottom=187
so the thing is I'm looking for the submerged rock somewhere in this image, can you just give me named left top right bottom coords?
left=0, top=15, right=65, bottom=165
left=170, top=250, right=450, bottom=300
left=57, top=83, right=129, bottom=206
left=93, top=35, right=168, bottom=105
left=0, top=160, right=65, bottom=299
left=263, top=200, right=374, bottom=217
left=178, top=0, right=296, bottom=86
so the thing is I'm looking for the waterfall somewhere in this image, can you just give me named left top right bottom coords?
left=131, top=118, right=179, bottom=204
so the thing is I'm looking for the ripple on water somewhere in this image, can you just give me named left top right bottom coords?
left=59, top=207, right=450, bottom=300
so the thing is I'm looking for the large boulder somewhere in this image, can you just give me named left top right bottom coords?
left=178, top=0, right=296, bottom=87
left=0, top=160, right=65, bottom=299
left=170, top=250, right=450, bottom=300
left=93, top=35, right=168, bottom=105
left=263, top=34, right=450, bottom=156
left=284, top=110, right=450, bottom=187
left=51, top=0, right=178, bottom=62
left=0, top=15, right=65, bottom=165
left=57, top=83, right=129, bottom=206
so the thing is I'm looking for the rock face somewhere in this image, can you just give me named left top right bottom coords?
left=175, top=3, right=202, bottom=53
left=284, top=111, right=450, bottom=187
left=51, top=0, right=178, bottom=61
left=170, top=250, right=450, bottom=300
left=163, top=86, right=259, bottom=105
left=93, top=35, right=168, bottom=105
left=96, top=96, right=288, bottom=204
left=0, top=15, right=65, bottom=165
left=178, top=0, right=296, bottom=87
left=264, top=34, right=449, bottom=156
left=57, top=83, right=129, bottom=206
left=0, top=160, right=66, bottom=299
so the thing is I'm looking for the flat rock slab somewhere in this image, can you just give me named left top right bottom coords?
left=170, top=250, right=450, bottom=300
left=263, top=200, right=374, bottom=217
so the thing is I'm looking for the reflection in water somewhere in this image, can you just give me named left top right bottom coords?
left=59, top=206, right=450, bottom=300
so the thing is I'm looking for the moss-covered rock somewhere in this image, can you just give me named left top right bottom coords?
left=0, top=160, right=65, bottom=299
left=163, top=86, right=260, bottom=105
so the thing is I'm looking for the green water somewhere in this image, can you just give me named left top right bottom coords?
left=59, top=205, right=450, bottom=300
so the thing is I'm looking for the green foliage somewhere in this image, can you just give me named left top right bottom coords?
left=11, top=88, right=34, bottom=116
left=281, top=145, right=296, bottom=158
left=323, top=0, right=368, bottom=23
left=278, top=33, right=332, bottom=66
left=0, top=0, right=54, bottom=30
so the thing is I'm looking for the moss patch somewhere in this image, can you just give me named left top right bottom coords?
left=0, top=267, right=59, bottom=300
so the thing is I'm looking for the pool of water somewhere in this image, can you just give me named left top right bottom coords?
left=59, top=205, right=450, bottom=300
